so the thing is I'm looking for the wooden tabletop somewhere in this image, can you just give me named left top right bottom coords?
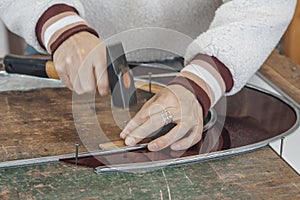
left=0, top=148, right=299, bottom=199
left=259, top=50, right=300, bottom=105
left=0, top=50, right=299, bottom=199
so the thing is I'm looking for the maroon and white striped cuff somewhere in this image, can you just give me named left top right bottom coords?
left=36, top=4, right=99, bottom=53
left=191, top=54, right=234, bottom=93
left=168, top=76, right=211, bottom=118
left=169, top=54, right=233, bottom=118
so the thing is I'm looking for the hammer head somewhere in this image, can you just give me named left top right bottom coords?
left=107, top=43, right=137, bottom=108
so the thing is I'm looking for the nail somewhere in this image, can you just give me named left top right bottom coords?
left=125, top=137, right=136, bottom=146
left=148, top=143, right=158, bottom=151
left=120, top=130, right=129, bottom=139
left=99, top=89, right=108, bottom=96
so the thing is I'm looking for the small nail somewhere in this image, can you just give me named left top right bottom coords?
left=125, top=137, right=136, bottom=146
left=148, top=143, right=158, bottom=151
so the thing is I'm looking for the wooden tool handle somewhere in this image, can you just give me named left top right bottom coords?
left=45, top=61, right=59, bottom=79
left=4, top=55, right=59, bottom=79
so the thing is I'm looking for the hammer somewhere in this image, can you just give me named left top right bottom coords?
left=1, top=43, right=137, bottom=108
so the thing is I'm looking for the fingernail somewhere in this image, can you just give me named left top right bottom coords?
left=99, top=89, right=108, bottom=96
left=125, top=137, right=136, bottom=146
left=148, top=143, right=158, bottom=151
left=120, top=130, right=129, bottom=139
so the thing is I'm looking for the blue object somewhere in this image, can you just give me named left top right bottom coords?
left=24, top=45, right=40, bottom=55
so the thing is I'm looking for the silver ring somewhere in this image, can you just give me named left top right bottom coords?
left=161, top=110, right=173, bottom=125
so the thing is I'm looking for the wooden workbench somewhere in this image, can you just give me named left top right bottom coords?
left=0, top=148, right=299, bottom=199
left=0, top=51, right=299, bottom=199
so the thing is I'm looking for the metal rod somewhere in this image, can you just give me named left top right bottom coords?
left=0, top=144, right=148, bottom=170
left=0, top=155, right=68, bottom=169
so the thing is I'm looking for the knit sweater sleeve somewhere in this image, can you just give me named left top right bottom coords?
left=184, top=0, right=296, bottom=96
left=0, top=0, right=85, bottom=54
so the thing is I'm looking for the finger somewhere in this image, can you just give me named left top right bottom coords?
left=95, top=66, right=109, bottom=97
left=59, top=73, right=73, bottom=91
left=119, top=97, right=158, bottom=139
left=170, top=125, right=203, bottom=151
left=53, top=54, right=73, bottom=90
left=123, top=111, right=166, bottom=146
left=78, top=60, right=97, bottom=94
left=148, top=123, right=191, bottom=151
left=120, top=111, right=148, bottom=139
left=55, top=64, right=73, bottom=90
left=94, top=43, right=109, bottom=96
left=72, top=72, right=85, bottom=94
left=65, top=55, right=85, bottom=94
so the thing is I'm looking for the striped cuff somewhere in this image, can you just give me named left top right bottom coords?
left=36, top=4, right=99, bottom=53
left=168, top=55, right=233, bottom=117
left=182, top=63, right=224, bottom=107
left=168, top=76, right=211, bottom=118
left=190, top=54, right=233, bottom=93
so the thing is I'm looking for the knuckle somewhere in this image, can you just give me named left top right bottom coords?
left=127, top=119, right=139, bottom=129
left=140, top=112, right=149, bottom=121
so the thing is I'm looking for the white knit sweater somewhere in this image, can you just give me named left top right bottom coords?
left=0, top=0, right=296, bottom=95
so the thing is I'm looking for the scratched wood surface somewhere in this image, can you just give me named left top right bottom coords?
left=0, top=88, right=152, bottom=162
left=0, top=148, right=299, bottom=199
left=260, top=50, right=300, bottom=105
left=0, top=51, right=300, bottom=199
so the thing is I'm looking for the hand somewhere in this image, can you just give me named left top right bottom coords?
left=120, top=84, right=204, bottom=151
left=53, top=31, right=109, bottom=95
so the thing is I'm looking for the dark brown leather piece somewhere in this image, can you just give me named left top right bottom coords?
left=61, top=86, right=297, bottom=168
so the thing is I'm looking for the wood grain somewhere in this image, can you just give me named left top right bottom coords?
left=283, top=1, right=300, bottom=65
left=0, top=88, right=153, bottom=162
left=0, top=50, right=299, bottom=199
left=45, top=61, right=59, bottom=79
left=0, top=148, right=299, bottom=199
left=260, top=50, right=300, bottom=104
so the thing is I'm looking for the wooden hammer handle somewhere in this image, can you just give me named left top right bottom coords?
left=45, top=61, right=59, bottom=79
left=4, top=55, right=59, bottom=79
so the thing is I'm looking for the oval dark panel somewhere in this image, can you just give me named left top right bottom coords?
left=61, top=64, right=298, bottom=170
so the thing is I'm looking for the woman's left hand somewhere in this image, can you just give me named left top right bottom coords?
left=120, top=84, right=204, bottom=151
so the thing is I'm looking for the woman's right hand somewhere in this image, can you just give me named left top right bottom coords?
left=53, top=31, right=109, bottom=95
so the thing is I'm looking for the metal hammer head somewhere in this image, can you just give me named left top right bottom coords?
left=107, top=43, right=137, bottom=108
